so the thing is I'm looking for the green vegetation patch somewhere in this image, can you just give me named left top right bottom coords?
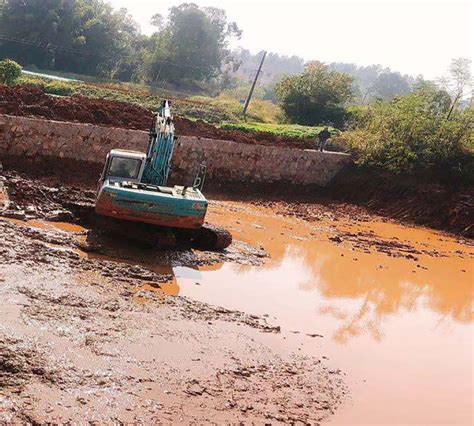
left=220, top=122, right=333, bottom=139
left=344, top=83, right=474, bottom=180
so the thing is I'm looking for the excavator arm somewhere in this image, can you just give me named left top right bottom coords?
left=141, top=100, right=175, bottom=186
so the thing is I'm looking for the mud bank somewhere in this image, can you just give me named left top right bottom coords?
left=3, top=151, right=472, bottom=238
left=224, top=167, right=474, bottom=238
left=0, top=171, right=347, bottom=423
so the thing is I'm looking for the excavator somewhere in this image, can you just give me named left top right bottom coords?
left=94, top=100, right=232, bottom=251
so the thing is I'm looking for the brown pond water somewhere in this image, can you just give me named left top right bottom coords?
left=176, top=202, right=473, bottom=424
left=4, top=203, right=473, bottom=424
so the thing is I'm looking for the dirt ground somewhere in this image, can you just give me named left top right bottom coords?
left=0, top=85, right=315, bottom=149
left=1, top=166, right=472, bottom=423
left=0, top=170, right=348, bottom=424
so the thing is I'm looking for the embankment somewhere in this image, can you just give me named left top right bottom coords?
left=0, top=85, right=316, bottom=149
left=0, top=113, right=471, bottom=238
left=0, top=114, right=351, bottom=187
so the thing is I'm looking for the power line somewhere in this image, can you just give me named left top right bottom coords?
left=0, top=33, right=113, bottom=58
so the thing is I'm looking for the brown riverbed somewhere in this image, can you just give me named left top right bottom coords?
left=0, top=170, right=472, bottom=424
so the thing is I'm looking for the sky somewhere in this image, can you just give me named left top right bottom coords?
left=109, top=0, right=473, bottom=79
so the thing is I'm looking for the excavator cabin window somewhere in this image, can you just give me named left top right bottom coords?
left=108, top=157, right=142, bottom=180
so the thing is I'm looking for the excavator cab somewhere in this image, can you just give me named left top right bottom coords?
left=95, top=146, right=209, bottom=229
left=99, top=150, right=146, bottom=184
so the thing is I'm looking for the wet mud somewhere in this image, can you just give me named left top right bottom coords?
left=1, top=167, right=472, bottom=424
left=0, top=170, right=346, bottom=423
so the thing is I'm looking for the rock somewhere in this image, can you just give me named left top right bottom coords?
left=46, top=209, right=74, bottom=222
left=2, top=210, right=26, bottom=220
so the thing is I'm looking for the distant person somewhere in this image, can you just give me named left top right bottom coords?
left=317, top=127, right=331, bottom=152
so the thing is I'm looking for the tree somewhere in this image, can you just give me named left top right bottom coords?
left=438, top=58, right=473, bottom=119
left=233, top=48, right=305, bottom=84
left=274, top=62, right=353, bottom=127
left=369, top=72, right=411, bottom=100
left=0, top=0, right=141, bottom=78
left=150, top=13, right=164, bottom=30
left=0, top=58, right=22, bottom=85
left=144, top=3, right=241, bottom=86
left=328, top=63, right=415, bottom=103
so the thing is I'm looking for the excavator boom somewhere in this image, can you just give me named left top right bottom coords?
left=142, top=100, right=175, bottom=186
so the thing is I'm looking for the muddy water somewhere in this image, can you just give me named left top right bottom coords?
left=4, top=204, right=472, bottom=423
left=174, top=203, right=473, bottom=424
left=3, top=218, right=87, bottom=233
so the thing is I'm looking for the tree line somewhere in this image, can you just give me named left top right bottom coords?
left=0, top=0, right=241, bottom=88
left=1, top=0, right=418, bottom=100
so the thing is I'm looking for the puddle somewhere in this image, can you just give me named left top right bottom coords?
left=1, top=217, right=86, bottom=233
left=2, top=204, right=472, bottom=423
left=48, top=222, right=86, bottom=233
left=170, top=203, right=473, bottom=424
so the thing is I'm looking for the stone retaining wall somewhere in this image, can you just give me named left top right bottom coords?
left=0, top=114, right=351, bottom=186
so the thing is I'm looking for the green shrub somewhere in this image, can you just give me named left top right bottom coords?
left=43, top=80, right=77, bottom=96
left=220, top=122, right=330, bottom=139
left=17, top=75, right=46, bottom=89
left=0, top=59, right=22, bottom=85
left=343, top=85, right=474, bottom=177
left=18, top=75, right=77, bottom=95
left=275, top=62, right=353, bottom=127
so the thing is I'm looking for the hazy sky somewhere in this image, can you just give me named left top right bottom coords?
left=109, top=0, right=473, bottom=79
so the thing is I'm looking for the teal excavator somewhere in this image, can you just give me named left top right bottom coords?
left=94, top=100, right=232, bottom=250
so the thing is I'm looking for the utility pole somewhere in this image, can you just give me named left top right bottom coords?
left=242, top=50, right=267, bottom=119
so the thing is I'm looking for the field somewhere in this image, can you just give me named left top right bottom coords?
left=220, top=122, right=328, bottom=139
left=18, top=74, right=277, bottom=124
left=17, top=72, right=317, bottom=138
left=13, top=71, right=358, bottom=156
left=13, top=73, right=352, bottom=152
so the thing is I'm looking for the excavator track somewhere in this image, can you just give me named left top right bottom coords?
left=83, top=213, right=231, bottom=251
left=193, top=224, right=233, bottom=251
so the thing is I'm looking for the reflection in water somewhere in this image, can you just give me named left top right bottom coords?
left=189, top=202, right=473, bottom=424
left=10, top=206, right=471, bottom=423
left=171, top=232, right=472, bottom=344
left=77, top=230, right=226, bottom=298
left=286, top=241, right=473, bottom=342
